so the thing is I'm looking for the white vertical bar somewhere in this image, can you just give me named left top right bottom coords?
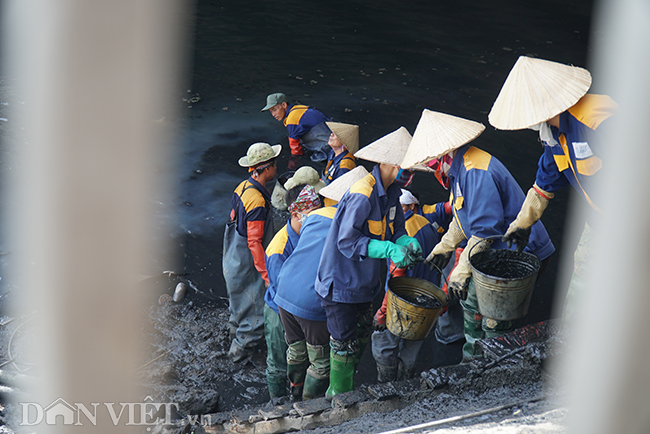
left=3, top=1, right=189, bottom=432
left=562, top=1, right=650, bottom=433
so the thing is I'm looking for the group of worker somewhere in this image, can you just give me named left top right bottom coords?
left=222, top=56, right=617, bottom=402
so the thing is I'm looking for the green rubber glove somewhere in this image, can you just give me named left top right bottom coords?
left=367, top=239, right=411, bottom=268
left=396, top=235, right=422, bottom=259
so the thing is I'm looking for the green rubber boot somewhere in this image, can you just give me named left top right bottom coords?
left=325, top=350, right=356, bottom=399
left=303, top=343, right=330, bottom=400
left=287, top=340, right=309, bottom=401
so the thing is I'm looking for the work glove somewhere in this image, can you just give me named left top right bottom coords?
left=396, top=235, right=423, bottom=264
left=448, top=236, right=492, bottom=300
left=373, top=291, right=389, bottom=331
left=425, top=218, right=465, bottom=272
left=503, top=184, right=553, bottom=252
left=367, top=239, right=412, bottom=269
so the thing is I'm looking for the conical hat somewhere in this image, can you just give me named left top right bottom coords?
left=488, top=56, right=592, bottom=130
left=401, top=110, right=485, bottom=169
left=355, top=126, right=412, bottom=166
left=318, top=166, right=369, bottom=203
left=326, top=121, right=360, bottom=154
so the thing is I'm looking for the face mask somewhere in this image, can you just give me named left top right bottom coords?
left=428, top=154, right=453, bottom=190
left=529, top=122, right=558, bottom=147
left=298, top=212, right=309, bottom=225
left=394, top=168, right=414, bottom=188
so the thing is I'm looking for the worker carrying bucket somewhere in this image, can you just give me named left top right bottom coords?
left=400, top=109, right=555, bottom=362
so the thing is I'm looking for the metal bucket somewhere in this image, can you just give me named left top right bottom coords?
left=386, top=276, right=448, bottom=341
left=469, top=248, right=540, bottom=321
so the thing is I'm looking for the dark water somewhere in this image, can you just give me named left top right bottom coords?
left=161, top=0, right=595, bottom=395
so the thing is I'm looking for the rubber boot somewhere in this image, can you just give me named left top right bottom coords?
left=267, top=376, right=288, bottom=400
left=461, top=307, right=485, bottom=362
left=325, top=350, right=356, bottom=399
left=286, top=340, right=309, bottom=401
left=483, top=317, right=513, bottom=339
left=460, top=280, right=485, bottom=363
left=376, top=363, right=398, bottom=383
left=303, top=343, right=330, bottom=400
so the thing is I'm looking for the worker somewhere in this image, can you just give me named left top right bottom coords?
left=265, top=184, right=322, bottom=400
left=264, top=182, right=321, bottom=398
left=371, top=188, right=443, bottom=382
left=223, top=142, right=281, bottom=363
left=488, top=56, right=617, bottom=322
left=261, top=92, right=331, bottom=162
left=274, top=167, right=369, bottom=401
left=322, top=121, right=358, bottom=186
left=401, top=109, right=555, bottom=361
left=315, top=126, right=423, bottom=397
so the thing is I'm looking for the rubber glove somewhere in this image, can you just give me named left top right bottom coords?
left=373, top=291, right=389, bottom=331
left=424, top=218, right=465, bottom=272
left=396, top=235, right=423, bottom=263
left=367, top=239, right=411, bottom=269
left=448, top=236, right=492, bottom=300
left=503, top=184, right=553, bottom=252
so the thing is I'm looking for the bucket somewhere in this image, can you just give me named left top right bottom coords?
left=469, top=244, right=541, bottom=321
left=386, top=276, right=448, bottom=341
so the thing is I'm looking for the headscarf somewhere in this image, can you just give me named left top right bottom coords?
left=288, top=185, right=321, bottom=213
left=399, top=189, right=419, bottom=206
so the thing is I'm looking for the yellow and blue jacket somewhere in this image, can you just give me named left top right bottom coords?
left=323, top=148, right=356, bottom=185
left=283, top=104, right=329, bottom=140
left=230, top=177, right=270, bottom=237
left=315, top=164, right=407, bottom=303
left=264, top=220, right=300, bottom=314
left=536, top=94, right=617, bottom=211
left=274, top=206, right=338, bottom=322
left=449, top=145, right=555, bottom=261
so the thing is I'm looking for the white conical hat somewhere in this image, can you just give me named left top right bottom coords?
left=401, top=110, right=485, bottom=169
left=355, top=126, right=412, bottom=166
left=318, top=166, right=369, bottom=203
left=326, top=121, right=360, bottom=154
left=488, top=56, right=592, bottom=130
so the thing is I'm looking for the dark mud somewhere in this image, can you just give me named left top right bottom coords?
left=471, top=249, right=540, bottom=279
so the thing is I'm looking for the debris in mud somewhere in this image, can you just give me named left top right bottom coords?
left=139, top=295, right=271, bottom=417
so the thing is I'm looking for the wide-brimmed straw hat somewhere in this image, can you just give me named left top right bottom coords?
left=326, top=121, right=360, bottom=154
left=401, top=110, right=485, bottom=169
left=355, top=126, right=413, bottom=166
left=488, top=56, right=592, bottom=130
left=238, top=142, right=282, bottom=167
left=284, top=165, right=326, bottom=194
left=318, top=166, right=369, bottom=203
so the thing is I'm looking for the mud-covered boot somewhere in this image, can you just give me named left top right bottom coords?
left=303, top=343, right=330, bottom=400
left=287, top=340, right=309, bottom=401
left=267, top=375, right=288, bottom=400
left=461, top=307, right=484, bottom=362
left=376, top=363, right=397, bottom=383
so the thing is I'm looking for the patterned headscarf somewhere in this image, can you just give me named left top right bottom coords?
left=288, top=185, right=321, bottom=213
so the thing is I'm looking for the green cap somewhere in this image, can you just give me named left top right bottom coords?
left=261, top=93, right=287, bottom=111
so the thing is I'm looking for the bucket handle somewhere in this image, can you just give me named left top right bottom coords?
left=468, top=234, right=506, bottom=257
left=389, top=261, right=450, bottom=302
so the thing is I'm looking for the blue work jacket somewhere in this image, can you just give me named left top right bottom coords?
left=283, top=104, right=329, bottom=141
left=264, top=219, right=300, bottom=314
left=274, top=206, right=338, bottom=321
left=230, top=177, right=271, bottom=237
left=322, top=148, right=356, bottom=185
left=418, top=202, right=452, bottom=235
left=386, top=210, right=442, bottom=287
left=535, top=94, right=617, bottom=211
left=315, top=164, right=407, bottom=303
left=449, top=145, right=555, bottom=261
